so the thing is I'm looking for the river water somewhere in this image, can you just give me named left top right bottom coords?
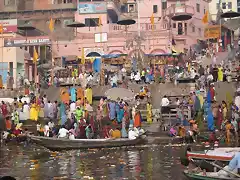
left=0, top=144, right=188, bottom=180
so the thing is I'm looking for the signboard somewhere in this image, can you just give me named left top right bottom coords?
left=78, top=2, right=107, bottom=14
left=4, top=36, right=51, bottom=47
left=204, top=25, right=220, bottom=39
left=84, top=48, right=104, bottom=57
left=95, top=32, right=108, bottom=43
left=0, top=19, right=17, bottom=33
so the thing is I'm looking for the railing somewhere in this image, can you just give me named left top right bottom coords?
left=164, top=4, right=194, bottom=17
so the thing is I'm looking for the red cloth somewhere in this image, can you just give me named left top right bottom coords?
left=1, top=104, right=8, bottom=117
left=210, top=87, right=215, bottom=101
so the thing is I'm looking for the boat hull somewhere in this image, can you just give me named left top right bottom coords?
left=183, top=171, right=239, bottom=180
left=29, top=135, right=146, bottom=151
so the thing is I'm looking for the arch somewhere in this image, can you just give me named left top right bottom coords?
left=128, top=49, right=145, bottom=58
left=108, top=50, right=124, bottom=54
left=149, top=49, right=166, bottom=54
left=86, top=52, right=101, bottom=57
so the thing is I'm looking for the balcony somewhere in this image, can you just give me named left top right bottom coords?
left=76, top=22, right=166, bottom=39
left=164, top=4, right=194, bottom=20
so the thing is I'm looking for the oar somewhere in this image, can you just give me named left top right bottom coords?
left=209, top=161, right=240, bottom=178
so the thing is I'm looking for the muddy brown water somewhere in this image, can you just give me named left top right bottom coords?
left=0, top=144, right=189, bottom=180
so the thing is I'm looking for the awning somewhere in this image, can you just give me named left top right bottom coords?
left=172, top=46, right=184, bottom=53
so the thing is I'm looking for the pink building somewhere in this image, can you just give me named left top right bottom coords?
left=53, top=0, right=210, bottom=60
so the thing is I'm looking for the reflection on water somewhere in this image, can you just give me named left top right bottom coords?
left=0, top=144, right=187, bottom=180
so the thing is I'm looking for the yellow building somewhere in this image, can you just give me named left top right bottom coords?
left=209, top=0, right=237, bottom=20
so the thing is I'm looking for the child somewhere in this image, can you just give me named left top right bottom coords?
left=225, top=121, right=233, bottom=143
left=169, top=126, right=177, bottom=137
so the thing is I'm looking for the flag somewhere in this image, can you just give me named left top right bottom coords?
left=202, top=11, right=209, bottom=24
left=33, top=46, right=38, bottom=64
left=0, top=24, right=3, bottom=34
left=49, top=18, right=54, bottom=32
left=150, top=13, right=154, bottom=25
left=81, top=47, right=85, bottom=64
left=98, top=16, right=102, bottom=26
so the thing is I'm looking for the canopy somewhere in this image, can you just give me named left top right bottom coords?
left=105, top=88, right=135, bottom=101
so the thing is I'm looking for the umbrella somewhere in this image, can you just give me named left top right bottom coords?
left=105, top=88, right=135, bottom=101
left=67, top=22, right=85, bottom=28
left=117, top=16, right=136, bottom=25
left=17, top=24, right=36, bottom=31
left=171, top=14, right=192, bottom=21
left=220, top=10, right=240, bottom=18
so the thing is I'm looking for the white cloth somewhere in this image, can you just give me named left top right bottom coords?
left=58, top=128, right=69, bottom=138
left=70, top=102, right=76, bottom=113
left=22, top=104, right=30, bottom=120
left=44, top=125, right=50, bottom=137
left=161, top=98, right=170, bottom=106
left=48, top=122, right=55, bottom=129
left=235, top=96, right=240, bottom=111
left=128, top=129, right=139, bottom=140
left=134, top=72, right=141, bottom=81
left=37, top=124, right=41, bottom=131
left=69, top=134, right=75, bottom=140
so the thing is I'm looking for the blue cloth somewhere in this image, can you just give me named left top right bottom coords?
left=115, top=103, right=120, bottom=114
left=229, top=152, right=240, bottom=170
left=207, top=90, right=212, bottom=103
left=183, top=118, right=189, bottom=126
left=70, top=87, right=76, bottom=102
left=121, top=128, right=128, bottom=138
left=108, top=102, right=116, bottom=120
left=117, top=109, right=124, bottom=123
left=93, top=58, right=101, bottom=72
left=60, top=102, right=67, bottom=125
left=207, top=109, right=214, bottom=131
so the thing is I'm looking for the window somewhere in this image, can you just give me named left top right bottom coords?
left=85, top=18, right=99, bottom=27
left=238, top=1, right=240, bottom=7
left=198, top=28, right=201, bottom=36
left=196, top=3, right=200, bottom=13
left=4, top=0, right=12, bottom=5
left=153, top=5, right=158, bottom=13
left=228, top=2, right=232, bottom=9
left=162, top=0, right=167, bottom=10
left=216, top=3, right=220, bottom=10
left=63, top=0, right=72, bottom=3
left=128, top=4, right=136, bottom=13
left=173, top=23, right=176, bottom=28
left=192, top=26, right=195, bottom=32
left=222, top=2, right=226, bottom=9
left=204, top=8, right=206, bottom=14
left=178, top=23, right=183, bottom=35
left=184, top=23, right=187, bottom=35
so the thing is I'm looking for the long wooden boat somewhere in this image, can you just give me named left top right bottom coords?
left=183, top=170, right=239, bottom=180
left=29, top=134, right=146, bottom=151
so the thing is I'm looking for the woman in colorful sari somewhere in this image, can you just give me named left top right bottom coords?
left=60, top=102, right=67, bottom=125
left=134, top=111, right=142, bottom=127
left=218, top=65, right=223, bottom=82
left=117, top=106, right=124, bottom=124
left=30, top=104, right=38, bottom=121
left=99, top=98, right=104, bottom=111
left=108, top=100, right=116, bottom=121
left=121, top=116, right=128, bottom=138
left=70, top=87, right=76, bottom=102
left=77, top=88, right=84, bottom=104
left=85, top=86, right=92, bottom=105
left=146, top=102, right=152, bottom=124
left=216, top=105, right=223, bottom=130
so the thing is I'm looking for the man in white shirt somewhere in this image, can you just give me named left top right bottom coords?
left=128, top=125, right=139, bottom=140
left=44, top=122, right=50, bottom=137
left=58, top=126, right=69, bottom=138
left=134, top=71, right=141, bottom=84
left=161, top=95, right=170, bottom=107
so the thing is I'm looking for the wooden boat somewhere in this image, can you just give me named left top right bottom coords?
left=183, top=170, right=239, bottom=180
left=29, top=134, right=146, bottom=151
left=180, top=147, right=240, bottom=171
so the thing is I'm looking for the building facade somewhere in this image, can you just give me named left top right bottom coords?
left=209, top=0, right=237, bottom=20
left=53, top=0, right=210, bottom=59
left=0, top=0, right=209, bottom=70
